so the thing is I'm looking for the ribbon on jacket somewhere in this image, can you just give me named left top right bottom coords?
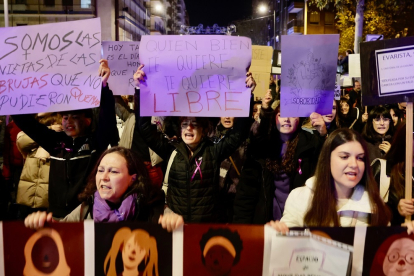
left=191, top=157, right=203, bottom=182
left=297, top=158, right=302, bottom=175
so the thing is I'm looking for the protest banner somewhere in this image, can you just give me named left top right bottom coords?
left=0, top=18, right=102, bottom=115
left=138, top=35, right=252, bottom=117
left=1, top=221, right=414, bottom=276
left=102, top=41, right=140, bottom=95
left=250, top=45, right=273, bottom=99
left=272, top=50, right=281, bottom=75
left=280, top=34, right=339, bottom=117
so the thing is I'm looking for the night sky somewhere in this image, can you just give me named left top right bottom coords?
left=184, top=0, right=252, bottom=27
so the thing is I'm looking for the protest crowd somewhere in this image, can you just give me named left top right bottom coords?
left=1, top=58, right=412, bottom=231
left=1, top=18, right=414, bottom=275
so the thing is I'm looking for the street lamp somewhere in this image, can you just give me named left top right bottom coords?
left=155, top=3, right=163, bottom=12
left=257, top=4, right=276, bottom=49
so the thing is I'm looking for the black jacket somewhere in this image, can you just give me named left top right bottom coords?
left=233, top=129, right=324, bottom=224
left=138, top=115, right=250, bottom=223
left=13, top=85, right=117, bottom=218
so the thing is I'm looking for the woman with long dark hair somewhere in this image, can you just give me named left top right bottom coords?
left=270, top=128, right=390, bottom=232
left=233, top=105, right=327, bottom=224
left=372, top=122, right=414, bottom=226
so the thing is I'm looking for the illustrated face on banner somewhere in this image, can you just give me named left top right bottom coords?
left=23, top=228, right=71, bottom=276
left=373, top=116, right=391, bottom=135
left=276, top=113, right=299, bottom=135
left=104, top=227, right=158, bottom=276
left=330, top=141, right=365, bottom=197
left=122, top=235, right=147, bottom=270
left=323, top=101, right=337, bottom=124
left=204, top=244, right=235, bottom=276
left=200, top=228, right=244, bottom=276
left=383, top=238, right=414, bottom=276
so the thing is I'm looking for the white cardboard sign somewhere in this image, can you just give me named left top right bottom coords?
left=0, top=18, right=102, bottom=115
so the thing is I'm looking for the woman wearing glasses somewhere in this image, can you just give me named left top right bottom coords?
left=362, top=106, right=395, bottom=163
left=135, top=65, right=255, bottom=224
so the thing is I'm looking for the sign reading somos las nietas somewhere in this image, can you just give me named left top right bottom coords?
left=0, top=18, right=102, bottom=115
left=138, top=35, right=252, bottom=117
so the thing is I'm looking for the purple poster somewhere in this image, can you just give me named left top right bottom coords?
left=280, top=35, right=339, bottom=117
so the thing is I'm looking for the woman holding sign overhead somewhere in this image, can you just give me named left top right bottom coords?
left=269, top=128, right=390, bottom=233
left=135, top=65, right=255, bottom=223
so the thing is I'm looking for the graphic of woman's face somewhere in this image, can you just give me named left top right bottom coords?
left=373, top=116, right=391, bottom=135
left=390, top=109, right=399, bottom=126
left=383, top=238, right=414, bottom=276
left=122, top=235, right=146, bottom=270
left=340, top=102, right=349, bottom=115
left=204, top=245, right=235, bottom=276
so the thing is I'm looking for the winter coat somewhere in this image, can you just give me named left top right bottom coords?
left=2, top=121, right=24, bottom=180
left=16, top=131, right=50, bottom=208
left=12, top=85, right=117, bottom=218
left=233, top=130, right=324, bottom=224
left=281, top=177, right=373, bottom=227
left=138, top=115, right=250, bottom=223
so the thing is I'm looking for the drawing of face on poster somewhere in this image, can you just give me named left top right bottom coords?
left=104, top=227, right=159, bottom=276
left=370, top=233, right=414, bottom=276
left=383, top=238, right=414, bottom=275
left=199, top=228, right=243, bottom=276
left=23, top=228, right=71, bottom=276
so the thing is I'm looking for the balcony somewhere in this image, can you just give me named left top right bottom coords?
left=287, top=0, right=304, bottom=13
left=287, top=19, right=303, bottom=35
left=1, top=4, right=95, bottom=15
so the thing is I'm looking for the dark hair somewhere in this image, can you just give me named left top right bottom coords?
left=387, top=104, right=403, bottom=129
left=179, top=117, right=212, bottom=137
left=362, top=106, right=395, bottom=143
left=78, top=147, right=151, bottom=203
left=346, top=49, right=353, bottom=55
left=199, top=228, right=243, bottom=266
left=60, top=108, right=93, bottom=119
left=304, top=128, right=390, bottom=227
left=36, top=112, right=62, bottom=126
left=385, top=122, right=410, bottom=200
left=266, top=105, right=304, bottom=175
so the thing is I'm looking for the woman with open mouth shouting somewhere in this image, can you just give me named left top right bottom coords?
left=136, top=65, right=256, bottom=223
left=362, top=106, right=395, bottom=163
left=269, top=128, right=390, bottom=232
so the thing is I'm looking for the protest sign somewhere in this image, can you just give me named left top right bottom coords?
left=268, top=230, right=353, bottom=276
left=0, top=18, right=102, bottom=115
left=138, top=35, right=252, bottom=117
left=280, top=35, right=339, bottom=117
left=251, top=45, right=273, bottom=99
left=349, top=54, right=361, bottom=78
left=102, top=41, right=140, bottom=95
left=360, top=36, right=414, bottom=106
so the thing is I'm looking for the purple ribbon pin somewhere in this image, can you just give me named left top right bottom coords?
left=191, top=157, right=203, bottom=182
left=297, top=158, right=302, bottom=175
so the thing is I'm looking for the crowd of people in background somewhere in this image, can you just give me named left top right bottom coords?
left=2, top=57, right=414, bottom=235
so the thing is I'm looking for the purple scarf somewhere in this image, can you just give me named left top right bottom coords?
left=93, top=191, right=136, bottom=222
